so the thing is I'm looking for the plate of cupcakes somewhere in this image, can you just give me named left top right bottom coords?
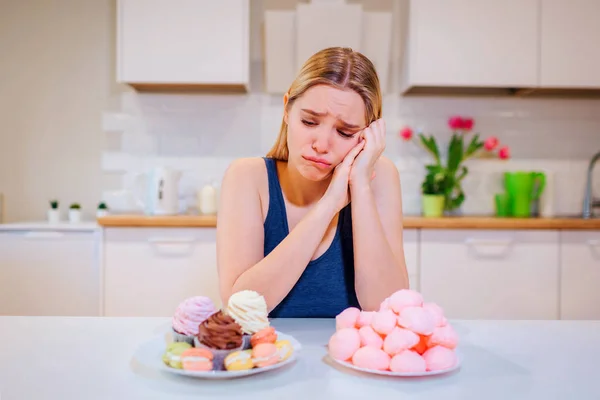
left=327, top=289, right=461, bottom=377
left=134, top=290, right=301, bottom=379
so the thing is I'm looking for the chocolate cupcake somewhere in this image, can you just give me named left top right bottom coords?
left=194, top=310, right=244, bottom=370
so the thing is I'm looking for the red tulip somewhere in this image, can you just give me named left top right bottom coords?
left=498, top=146, right=510, bottom=160
left=399, top=127, right=413, bottom=141
left=448, top=116, right=463, bottom=130
left=462, top=118, right=474, bottom=131
left=484, top=136, right=498, bottom=151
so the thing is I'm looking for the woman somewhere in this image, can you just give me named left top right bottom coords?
left=216, top=47, right=409, bottom=318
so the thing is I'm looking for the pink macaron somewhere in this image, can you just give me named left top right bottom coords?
left=352, top=346, right=390, bottom=371
left=328, top=327, right=360, bottom=362
left=358, top=325, right=384, bottom=349
left=251, top=343, right=280, bottom=368
left=389, top=289, right=424, bottom=314
left=336, top=307, right=360, bottom=330
left=383, top=326, right=420, bottom=356
left=422, top=345, right=458, bottom=371
left=397, top=306, right=436, bottom=336
left=371, top=309, right=397, bottom=335
left=390, top=350, right=427, bottom=373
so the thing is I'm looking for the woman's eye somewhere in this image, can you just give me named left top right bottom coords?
left=337, top=130, right=353, bottom=138
left=302, top=120, right=316, bottom=126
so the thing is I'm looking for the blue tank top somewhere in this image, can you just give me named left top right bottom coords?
left=263, top=157, right=360, bottom=318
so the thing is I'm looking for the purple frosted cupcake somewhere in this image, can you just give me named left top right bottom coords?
left=171, top=296, right=217, bottom=345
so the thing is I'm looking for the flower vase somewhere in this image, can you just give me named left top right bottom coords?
left=422, top=194, right=445, bottom=217
left=96, top=209, right=109, bottom=218
left=47, top=209, right=60, bottom=224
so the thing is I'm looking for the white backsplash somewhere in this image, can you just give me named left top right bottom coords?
left=101, top=91, right=600, bottom=216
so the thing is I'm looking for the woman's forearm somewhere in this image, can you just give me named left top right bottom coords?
left=230, top=200, right=337, bottom=312
left=350, top=185, right=409, bottom=310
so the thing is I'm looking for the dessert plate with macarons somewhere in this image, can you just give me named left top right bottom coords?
left=327, top=289, right=462, bottom=377
left=133, top=291, right=302, bottom=379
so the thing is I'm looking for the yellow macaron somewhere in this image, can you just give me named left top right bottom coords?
left=224, top=349, right=254, bottom=371
left=275, top=340, right=294, bottom=362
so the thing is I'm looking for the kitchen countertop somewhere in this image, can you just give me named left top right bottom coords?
left=96, top=214, right=600, bottom=230
left=0, top=316, right=598, bottom=399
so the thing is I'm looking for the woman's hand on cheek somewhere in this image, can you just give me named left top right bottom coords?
left=322, top=139, right=365, bottom=213
left=349, top=119, right=386, bottom=187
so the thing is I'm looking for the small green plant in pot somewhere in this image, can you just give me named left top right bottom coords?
left=68, top=203, right=82, bottom=223
left=96, top=202, right=109, bottom=218
left=400, top=116, right=511, bottom=215
left=421, top=165, right=449, bottom=217
left=47, top=200, right=60, bottom=224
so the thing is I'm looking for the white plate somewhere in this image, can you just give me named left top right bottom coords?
left=133, top=331, right=302, bottom=380
left=329, top=350, right=462, bottom=377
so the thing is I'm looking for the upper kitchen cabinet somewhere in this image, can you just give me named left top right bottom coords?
left=539, top=0, right=600, bottom=89
left=116, top=0, right=250, bottom=91
left=401, top=0, right=539, bottom=94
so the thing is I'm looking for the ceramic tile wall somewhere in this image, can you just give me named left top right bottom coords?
left=101, top=91, right=600, bottom=216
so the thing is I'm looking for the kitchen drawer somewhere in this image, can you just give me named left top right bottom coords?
left=420, top=229, right=559, bottom=320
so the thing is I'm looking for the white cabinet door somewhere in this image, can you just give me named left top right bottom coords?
left=103, top=228, right=221, bottom=317
left=539, top=0, right=600, bottom=88
left=403, top=229, right=420, bottom=291
left=117, top=0, right=250, bottom=87
left=420, top=230, right=559, bottom=320
left=0, top=230, right=100, bottom=316
left=404, top=0, right=539, bottom=89
left=560, top=231, right=600, bottom=319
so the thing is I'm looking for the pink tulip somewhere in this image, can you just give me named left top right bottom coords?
left=448, top=116, right=463, bottom=130
left=462, top=118, right=474, bottom=131
left=399, top=127, right=413, bottom=141
left=499, top=146, right=510, bottom=160
left=484, top=137, right=498, bottom=151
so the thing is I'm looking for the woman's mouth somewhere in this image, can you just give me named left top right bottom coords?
left=302, top=155, right=331, bottom=168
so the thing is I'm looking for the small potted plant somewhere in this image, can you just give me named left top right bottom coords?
left=96, top=202, right=109, bottom=218
left=421, top=165, right=449, bottom=217
left=48, top=200, right=60, bottom=224
left=68, top=203, right=82, bottom=223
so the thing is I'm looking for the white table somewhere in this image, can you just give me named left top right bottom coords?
left=0, top=317, right=599, bottom=399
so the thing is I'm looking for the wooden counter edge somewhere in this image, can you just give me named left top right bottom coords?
left=96, top=215, right=600, bottom=230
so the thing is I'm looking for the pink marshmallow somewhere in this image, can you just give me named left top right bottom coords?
left=328, top=328, right=360, bottom=362
left=371, top=309, right=397, bottom=335
left=352, top=346, right=390, bottom=371
left=335, top=307, right=360, bottom=330
left=397, top=306, right=436, bottom=336
left=359, top=325, right=384, bottom=349
left=427, top=324, right=459, bottom=349
left=356, top=311, right=376, bottom=328
left=422, top=302, right=446, bottom=327
left=383, top=327, right=420, bottom=356
left=379, top=298, right=392, bottom=311
left=389, top=289, right=423, bottom=314
left=390, top=350, right=427, bottom=373
left=423, top=345, right=458, bottom=371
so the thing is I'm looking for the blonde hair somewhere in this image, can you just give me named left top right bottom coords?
left=266, top=47, right=382, bottom=161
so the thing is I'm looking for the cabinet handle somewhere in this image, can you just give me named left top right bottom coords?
left=464, top=238, right=513, bottom=246
left=147, top=237, right=196, bottom=244
left=21, top=231, right=65, bottom=239
left=587, top=239, right=600, bottom=247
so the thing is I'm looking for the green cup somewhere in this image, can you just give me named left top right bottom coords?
left=504, top=172, right=547, bottom=217
left=495, top=193, right=510, bottom=217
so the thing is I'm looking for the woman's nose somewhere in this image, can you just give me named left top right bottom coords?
left=311, top=129, right=330, bottom=153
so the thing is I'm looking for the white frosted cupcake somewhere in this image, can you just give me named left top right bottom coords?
left=224, top=290, right=270, bottom=349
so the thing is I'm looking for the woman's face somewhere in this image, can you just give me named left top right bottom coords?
left=284, top=84, right=367, bottom=181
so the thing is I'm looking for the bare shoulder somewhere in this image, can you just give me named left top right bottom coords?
left=223, top=157, right=267, bottom=184
left=221, top=157, right=270, bottom=219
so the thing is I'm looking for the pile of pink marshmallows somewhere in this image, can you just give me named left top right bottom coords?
left=328, top=289, right=459, bottom=373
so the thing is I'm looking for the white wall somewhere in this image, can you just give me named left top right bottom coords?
left=1, top=0, right=599, bottom=222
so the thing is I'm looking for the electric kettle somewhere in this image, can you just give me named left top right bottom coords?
left=132, top=167, right=182, bottom=215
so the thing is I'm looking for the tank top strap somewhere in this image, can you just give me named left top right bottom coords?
left=263, top=157, right=289, bottom=234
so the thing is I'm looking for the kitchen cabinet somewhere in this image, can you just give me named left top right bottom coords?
left=419, top=229, right=559, bottom=320
left=0, top=228, right=100, bottom=316
left=402, top=0, right=539, bottom=91
left=539, top=0, right=600, bottom=88
left=559, top=231, right=600, bottom=319
left=116, top=0, right=250, bottom=89
left=103, top=228, right=221, bottom=317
